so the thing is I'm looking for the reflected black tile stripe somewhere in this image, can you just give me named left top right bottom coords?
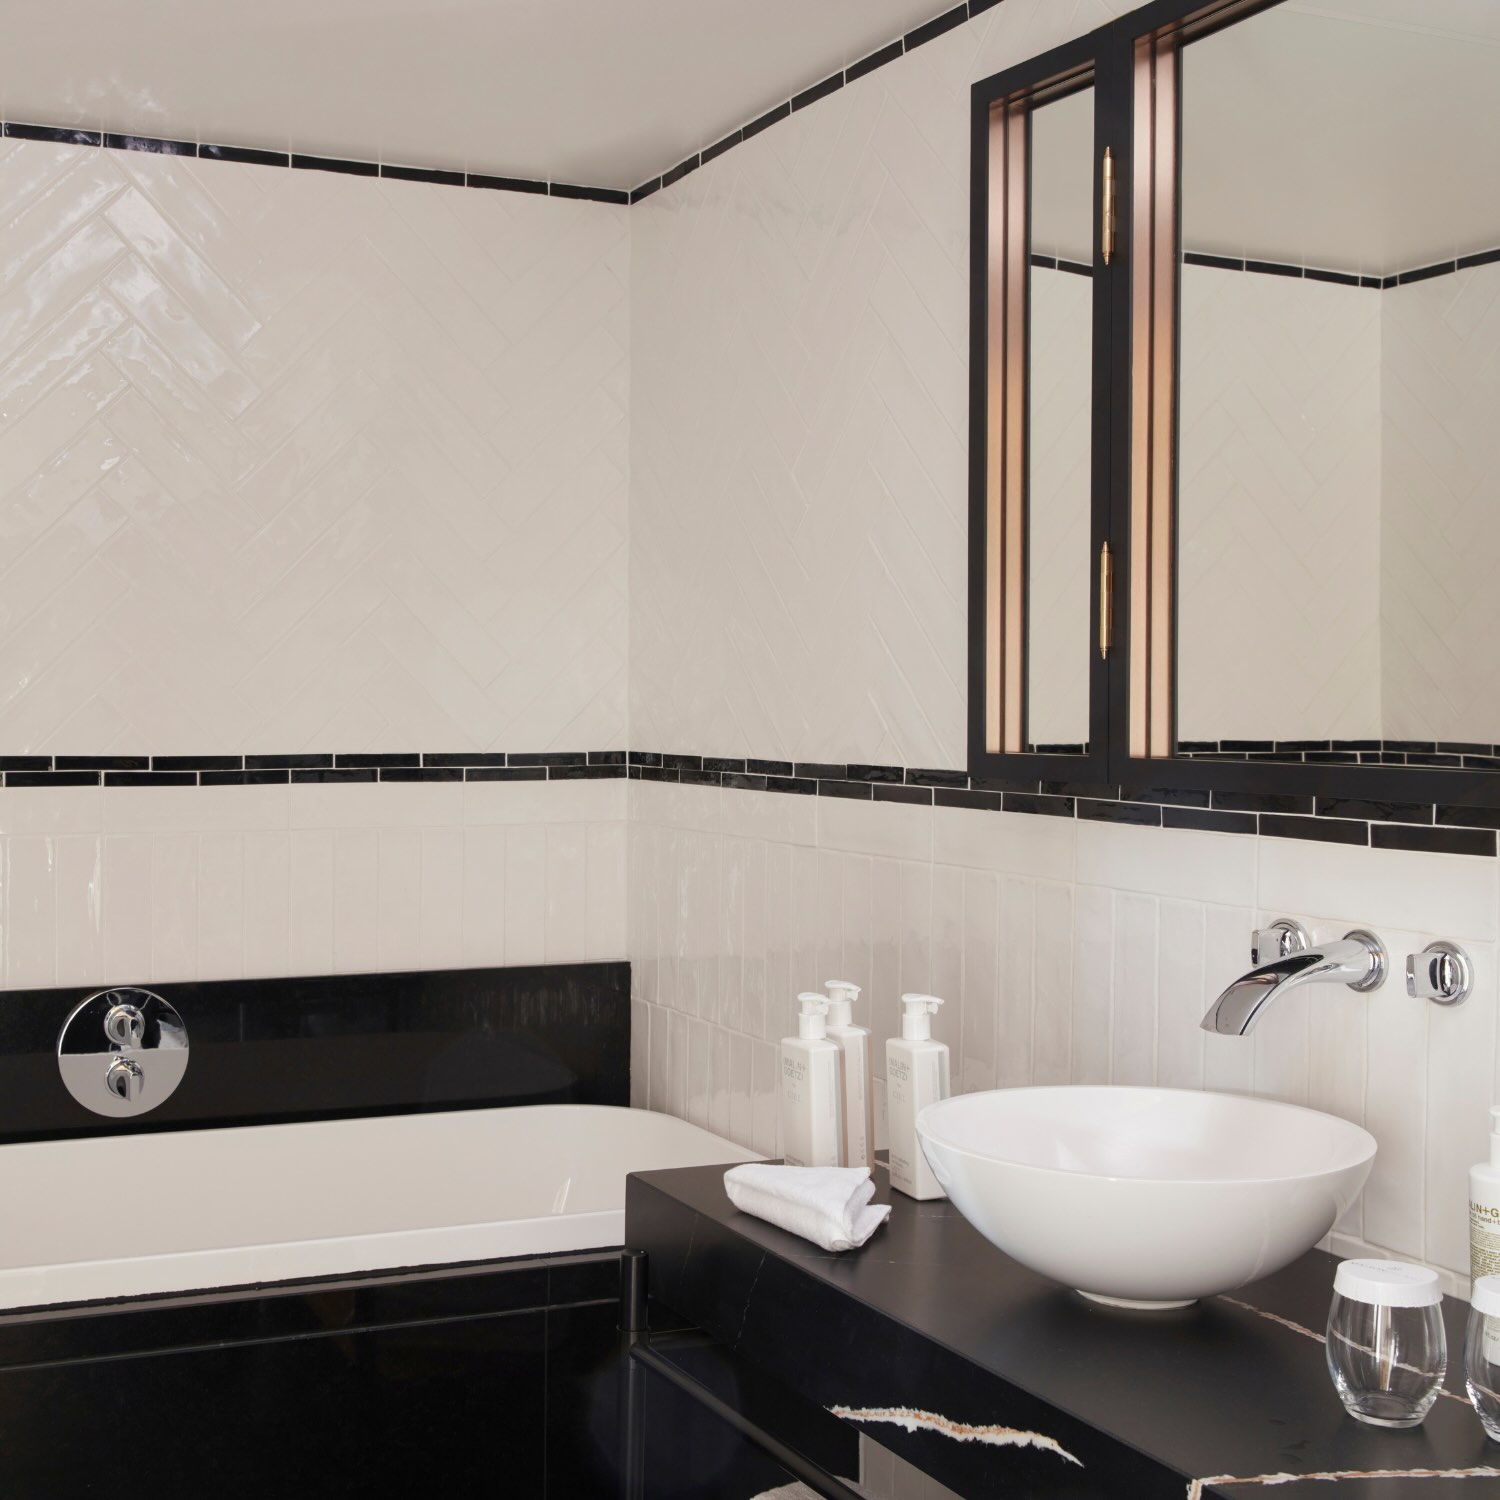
left=382, top=163, right=465, bottom=186
left=152, top=755, right=242, bottom=772
left=818, top=780, right=872, bottom=800
left=701, top=132, right=741, bottom=165
left=904, top=4, right=967, bottom=49
left=200, top=143, right=289, bottom=167
left=1315, top=797, right=1430, bottom=825
left=0, top=757, right=50, bottom=772
left=336, top=753, right=420, bottom=768
left=105, top=772, right=197, bottom=787
left=875, top=784, right=931, bottom=805
left=659, top=156, right=698, bottom=190
left=846, top=41, right=903, bottom=83
left=1259, top=813, right=1368, bottom=845
left=467, top=767, right=547, bottom=782
left=291, top=154, right=378, bottom=176
left=1163, top=807, right=1255, bottom=836
left=292, top=768, right=378, bottom=783
left=246, top=753, right=332, bottom=770
left=201, top=769, right=289, bottom=786
left=55, top=755, right=147, bottom=771
left=1078, top=799, right=1159, bottom=826
left=106, top=134, right=195, bottom=155
left=5, top=123, right=102, bottom=145
left=379, top=767, right=464, bottom=782
left=424, top=752, right=508, bottom=768
left=469, top=173, right=548, bottom=195
left=792, top=75, right=843, bottom=112
left=550, top=182, right=628, bottom=204
left=1372, top=824, right=1496, bottom=857
left=7, top=771, right=99, bottom=787
left=742, top=102, right=791, bottom=140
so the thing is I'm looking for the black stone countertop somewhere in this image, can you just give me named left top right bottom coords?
left=625, top=1161, right=1500, bottom=1500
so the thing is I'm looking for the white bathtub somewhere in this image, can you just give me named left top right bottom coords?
left=4, top=1104, right=756, bottom=1312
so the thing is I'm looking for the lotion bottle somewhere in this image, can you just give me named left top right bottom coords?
left=825, top=980, right=872, bottom=1169
left=1471, top=1106, right=1500, bottom=1287
left=886, top=993, right=950, bottom=1200
left=780, top=992, right=845, bottom=1168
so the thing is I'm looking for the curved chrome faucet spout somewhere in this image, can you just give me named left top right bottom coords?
left=1201, top=929, right=1387, bottom=1036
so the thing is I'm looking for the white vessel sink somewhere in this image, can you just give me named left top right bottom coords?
left=916, top=1086, right=1376, bottom=1309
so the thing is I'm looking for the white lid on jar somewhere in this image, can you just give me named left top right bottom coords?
left=1333, top=1258, right=1443, bottom=1308
left=1472, top=1275, right=1500, bottom=1317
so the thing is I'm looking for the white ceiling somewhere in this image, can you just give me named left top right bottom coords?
left=1, top=0, right=946, bottom=190
left=1033, top=0, right=1500, bottom=276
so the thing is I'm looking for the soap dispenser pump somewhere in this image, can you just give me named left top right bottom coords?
left=886, top=993, right=950, bottom=1200
left=779, top=992, right=845, bottom=1168
left=825, top=979, right=872, bottom=1169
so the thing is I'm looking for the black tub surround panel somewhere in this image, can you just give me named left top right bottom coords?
left=626, top=1163, right=1500, bottom=1499
left=0, top=1252, right=625, bottom=1500
left=0, top=962, right=629, bottom=1144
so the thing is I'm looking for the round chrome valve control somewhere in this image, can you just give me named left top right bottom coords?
left=57, top=987, right=189, bottom=1117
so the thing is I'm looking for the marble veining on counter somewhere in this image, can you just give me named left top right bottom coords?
left=625, top=1161, right=1500, bottom=1500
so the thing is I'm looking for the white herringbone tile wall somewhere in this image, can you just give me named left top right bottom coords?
left=628, top=780, right=1500, bottom=1287
left=630, top=0, right=1138, bottom=769
left=0, top=141, right=628, bottom=755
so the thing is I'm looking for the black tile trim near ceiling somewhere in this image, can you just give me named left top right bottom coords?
left=1183, top=247, right=1500, bottom=290
left=0, top=121, right=629, bottom=204
left=8, top=747, right=1500, bottom=855
left=1, top=0, right=976, bottom=209
left=629, top=0, right=982, bottom=203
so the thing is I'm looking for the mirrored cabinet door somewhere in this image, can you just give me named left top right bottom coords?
left=1119, top=0, right=1500, bottom=804
left=969, top=39, right=1114, bottom=782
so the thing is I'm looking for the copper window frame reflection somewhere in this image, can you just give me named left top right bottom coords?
left=983, top=99, right=1030, bottom=756
left=1128, top=33, right=1178, bottom=761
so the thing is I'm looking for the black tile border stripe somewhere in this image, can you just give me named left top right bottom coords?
left=4, top=747, right=1499, bottom=855
left=1182, top=247, right=1500, bottom=290
left=2, top=122, right=627, bottom=204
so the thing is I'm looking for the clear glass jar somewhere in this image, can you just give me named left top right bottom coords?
left=1326, top=1258, right=1446, bottom=1428
left=1465, top=1274, right=1500, bottom=1440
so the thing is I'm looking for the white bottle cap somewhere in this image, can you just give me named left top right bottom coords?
left=796, top=992, right=830, bottom=1041
left=899, top=993, right=943, bottom=1041
left=825, top=980, right=861, bottom=1026
left=1333, top=1258, right=1443, bottom=1309
left=1473, top=1275, right=1500, bottom=1318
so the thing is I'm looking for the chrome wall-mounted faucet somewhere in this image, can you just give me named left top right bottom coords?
left=1201, top=920, right=1387, bottom=1036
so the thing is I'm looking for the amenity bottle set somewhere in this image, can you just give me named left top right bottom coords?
left=778, top=981, right=950, bottom=1199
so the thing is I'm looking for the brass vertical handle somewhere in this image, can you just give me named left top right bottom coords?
left=1101, top=147, right=1116, bottom=265
left=1099, top=542, right=1113, bottom=659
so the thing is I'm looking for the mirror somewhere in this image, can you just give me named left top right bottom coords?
left=1174, top=0, right=1500, bottom=769
left=1025, top=85, right=1095, bottom=755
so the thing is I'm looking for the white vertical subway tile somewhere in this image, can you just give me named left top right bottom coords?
left=1202, top=904, right=1255, bottom=1095
left=742, top=838, right=768, bottom=1041
left=930, top=864, right=964, bottom=1060
left=377, top=828, right=423, bottom=972
left=899, top=860, right=933, bottom=1000
left=1363, top=937, right=1431, bottom=1258
left=720, top=837, right=747, bottom=1033
left=242, top=831, right=290, bottom=978
left=995, top=876, right=1033, bottom=1089
left=790, top=844, right=822, bottom=1002
left=288, top=830, right=335, bottom=977
left=1110, top=893, right=1158, bottom=1087
left=649, top=1002, right=671, bottom=1114
left=687, top=1015, right=711, bottom=1127
left=1251, top=983, right=1312, bottom=1108
left=730, top=1031, right=754, bottom=1148
left=461, top=825, right=507, bottom=967
left=196, top=833, right=244, bottom=980
left=6, top=837, right=56, bottom=989
left=630, top=999, right=650, bottom=1110
left=752, top=1038, right=779, bottom=1157
left=585, top=820, right=627, bottom=961
left=332, top=829, right=379, bottom=974
left=150, top=834, right=198, bottom=982
left=504, top=825, right=547, bottom=966
left=1070, top=885, right=1113, bottom=1085
left=667, top=1009, right=689, bottom=1122
left=765, top=841, right=793, bottom=1041
left=1155, top=900, right=1206, bottom=1091
left=1426, top=945, right=1497, bottom=1275
left=710, top=1022, right=731, bottom=1138
left=1032, top=881, right=1072, bottom=1085
left=54, top=835, right=103, bottom=987
left=870, top=858, right=903, bottom=1068
left=817, top=849, right=844, bottom=984
left=101, top=840, right=153, bottom=978
left=839, top=852, right=874, bottom=1001
left=419, top=826, right=465, bottom=969
left=544, top=823, right=588, bottom=963
left=960, top=871, right=998, bottom=1093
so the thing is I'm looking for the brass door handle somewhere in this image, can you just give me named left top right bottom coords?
left=1099, top=542, right=1113, bottom=659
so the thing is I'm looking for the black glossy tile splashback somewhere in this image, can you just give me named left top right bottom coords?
left=0, top=962, right=628, bottom=1144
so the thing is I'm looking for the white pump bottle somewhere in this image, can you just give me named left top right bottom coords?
left=780, top=992, right=846, bottom=1168
left=885, top=993, right=950, bottom=1199
left=1471, top=1105, right=1500, bottom=1287
left=825, top=980, right=872, bottom=1169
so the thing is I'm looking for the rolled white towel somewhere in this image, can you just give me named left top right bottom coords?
left=723, top=1163, right=891, bottom=1252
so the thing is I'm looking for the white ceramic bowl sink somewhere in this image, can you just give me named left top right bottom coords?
left=916, top=1086, right=1376, bottom=1309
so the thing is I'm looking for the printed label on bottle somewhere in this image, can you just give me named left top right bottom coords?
left=1471, top=1201, right=1500, bottom=1281
left=1485, top=1314, right=1500, bottom=1368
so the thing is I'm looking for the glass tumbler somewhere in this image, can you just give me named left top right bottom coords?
left=1326, top=1258, right=1447, bottom=1429
left=1466, top=1274, right=1500, bottom=1440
